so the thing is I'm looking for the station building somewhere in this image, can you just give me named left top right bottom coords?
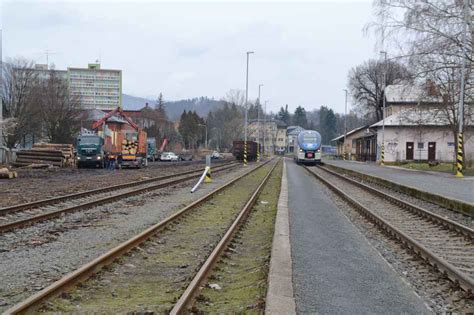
left=332, top=84, right=474, bottom=163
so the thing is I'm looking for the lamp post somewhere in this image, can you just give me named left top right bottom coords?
left=380, top=50, right=387, bottom=166
left=244, top=51, right=254, bottom=166
left=343, top=89, right=348, bottom=160
left=198, top=124, right=207, bottom=149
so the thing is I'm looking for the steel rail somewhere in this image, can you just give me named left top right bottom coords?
left=0, top=161, right=238, bottom=216
left=0, top=163, right=239, bottom=234
left=170, top=160, right=279, bottom=314
left=4, top=159, right=273, bottom=315
left=317, top=165, right=474, bottom=239
left=304, top=166, right=474, bottom=294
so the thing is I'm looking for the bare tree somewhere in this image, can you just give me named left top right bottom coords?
left=224, top=89, right=245, bottom=107
left=39, top=69, right=82, bottom=143
left=370, top=0, right=473, bottom=153
left=1, top=58, right=42, bottom=149
left=348, top=59, right=411, bottom=122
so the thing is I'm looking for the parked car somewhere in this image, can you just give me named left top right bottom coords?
left=179, top=153, right=194, bottom=161
left=159, top=152, right=179, bottom=161
left=211, top=151, right=221, bottom=159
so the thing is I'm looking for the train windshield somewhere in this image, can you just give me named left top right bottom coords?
left=303, top=134, right=318, bottom=143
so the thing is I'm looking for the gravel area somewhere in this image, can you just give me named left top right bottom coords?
left=314, top=172, right=474, bottom=313
left=0, top=159, right=231, bottom=208
left=287, top=161, right=430, bottom=314
left=0, top=160, right=251, bottom=312
left=324, top=160, right=474, bottom=204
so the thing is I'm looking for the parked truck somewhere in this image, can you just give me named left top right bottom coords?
left=92, top=107, right=148, bottom=168
left=76, top=132, right=105, bottom=168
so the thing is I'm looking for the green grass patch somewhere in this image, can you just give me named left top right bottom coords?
left=400, top=162, right=474, bottom=176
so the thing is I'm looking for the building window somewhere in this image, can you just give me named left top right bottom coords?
left=417, top=142, right=424, bottom=149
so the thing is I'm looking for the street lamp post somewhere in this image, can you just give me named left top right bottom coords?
left=244, top=51, right=254, bottom=166
left=198, top=124, right=207, bottom=149
left=343, top=89, right=348, bottom=160
left=380, top=50, right=387, bottom=166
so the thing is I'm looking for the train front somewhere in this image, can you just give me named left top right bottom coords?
left=295, top=130, right=322, bottom=164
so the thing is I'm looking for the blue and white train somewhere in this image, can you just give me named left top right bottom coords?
left=294, top=130, right=322, bottom=165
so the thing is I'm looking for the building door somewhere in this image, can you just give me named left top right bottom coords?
left=428, top=142, right=436, bottom=161
left=406, top=142, right=414, bottom=160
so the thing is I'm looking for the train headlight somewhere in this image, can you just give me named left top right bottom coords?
left=97, top=156, right=101, bottom=160
left=77, top=156, right=81, bottom=160
left=299, top=149, right=303, bottom=152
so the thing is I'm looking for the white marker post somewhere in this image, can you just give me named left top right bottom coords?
left=190, top=155, right=212, bottom=193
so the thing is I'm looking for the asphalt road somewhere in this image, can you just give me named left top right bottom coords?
left=287, top=160, right=431, bottom=314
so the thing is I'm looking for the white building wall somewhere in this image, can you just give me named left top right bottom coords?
left=68, top=67, right=122, bottom=110
left=377, top=127, right=474, bottom=162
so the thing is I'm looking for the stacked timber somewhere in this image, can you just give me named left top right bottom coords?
left=13, top=143, right=74, bottom=168
left=122, top=139, right=139, bottom=155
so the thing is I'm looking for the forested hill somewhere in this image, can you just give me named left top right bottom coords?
left=122, top=94, right=224, bottom=121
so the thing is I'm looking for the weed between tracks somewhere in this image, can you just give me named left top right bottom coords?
left=196, top=160, right=282, bottom=313
left=40, top=163, right=274, bottom=313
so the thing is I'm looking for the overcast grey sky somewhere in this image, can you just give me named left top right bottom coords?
left=2, top=0, right=376, bottom=114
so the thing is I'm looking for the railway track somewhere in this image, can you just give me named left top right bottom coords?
left=304, top=165, right=474, bottom=294
left=0, top=161, right=239, bottom=234
left=4, top=158, right=277, bottom=314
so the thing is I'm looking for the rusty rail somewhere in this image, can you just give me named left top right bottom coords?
left=0, top=163, right=239, bottom=234
left=0, top=161, right=238, bottom=216
left=304, top=165, right=474, bottom=294
left=171, top=160, right=279, bottom=314
left=317, top=165, right=474, bottom=239
left=4, top=159, right=273, bottom=314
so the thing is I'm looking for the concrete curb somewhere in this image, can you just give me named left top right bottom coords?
left=325, top=162, right=474, bottom=217
left=265, top=159, right=296, bottom=315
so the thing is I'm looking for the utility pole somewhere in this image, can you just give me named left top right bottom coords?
left=264, top=100, right=268, bottom=156
left=257, top=84, right=263, bottom=162
left=456, top=0, right=469, bottom=177
left=343, top=89, right=348, bottom=160
left=244, top=51, right=254, bottom=166
left=380, top=50, right=387, bottom=166
left=198, top=124, right=207, bottom=149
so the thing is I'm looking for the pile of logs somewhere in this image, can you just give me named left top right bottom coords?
left=13, top=143, right=74, bottom=168
left=122, top=139, right=139, bottom=155
left=0, top=167, right=17, bottom=179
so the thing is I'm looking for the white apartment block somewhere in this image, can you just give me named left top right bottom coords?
left=68, top=63, right=122, bottom=110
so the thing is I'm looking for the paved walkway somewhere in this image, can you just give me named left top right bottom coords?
left=287, top=161, right=431, bottom=314
left=325, top=160, right=474, bottom=204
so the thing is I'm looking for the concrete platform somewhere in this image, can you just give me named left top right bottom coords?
left=324, top=160, right=474, bottom=205
left=287, top=160, right=431, bottom=314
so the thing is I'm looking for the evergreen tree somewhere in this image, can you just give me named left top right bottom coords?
left=319, top=106, right=337, bottom=145
left=293, top=106, right=308, bottom=129
left=277, top=104, right=291, bottom=125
